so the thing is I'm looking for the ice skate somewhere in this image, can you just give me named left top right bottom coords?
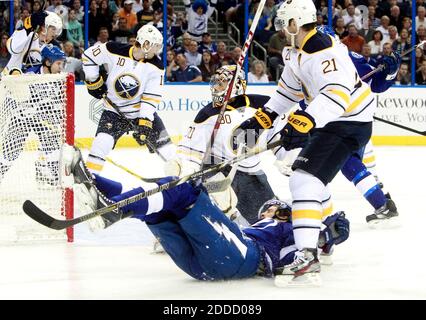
left=274, top=249, right=322, bottom=287
left=366, top=198, right=400, bottom=228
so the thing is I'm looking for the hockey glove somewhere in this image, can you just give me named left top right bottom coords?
left=280, top=109, right=315, bottom=151
left=85, top=75, right=107, bottom=99
left=234, top=107, right=278, bottom=149
left=379, top=51, right=401, bottom=80
left=133, top=118, right=154, bottom=149
left=318, top=211, right=350, bottom=253
left=23, top=11, right=48, bottom=33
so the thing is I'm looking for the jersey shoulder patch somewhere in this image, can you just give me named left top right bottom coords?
left=194, top=102, right=218, bottom=124
left=145, top=55, right=164, bottom=70
left=105, top=42, right=132, bottom=58
left=302, top=32, right=333, bottom=54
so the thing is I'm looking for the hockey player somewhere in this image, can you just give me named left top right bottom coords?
left=66, top=145, right=350, bottom=282
left=165, top=65, right=290, bottom=224
left=3, top=11, right=63, bottom=75
left=236, top=0, right=375, bottom=280
left=82, top=24, right=176, bottom=175
left=0, top=45, right=67, bottom=184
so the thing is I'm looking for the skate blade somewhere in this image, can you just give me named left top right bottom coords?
left=274, top=273, right=322, bottom=288
left=367, top=216, right=401, bottom=229
left=319, top=255, right=333, bottom=266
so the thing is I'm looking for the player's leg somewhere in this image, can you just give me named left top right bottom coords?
left=341, top=154, right=398, bottom=224
left=85, top=110, right=131, bottom=174
left=230, top=169, right=275, bottom=224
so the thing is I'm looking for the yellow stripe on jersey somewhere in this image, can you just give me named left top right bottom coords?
left=141, top=97, right=161, bottom=104
left=327, top=89, right=350, bottom=105
left=292, top=209, right=323, bottom=220
left=322, top=204, right=333, bottom=218
left=362, top=155, right=376, bottom=164
left=300, top=28, right=318, bottom=51
left=86, top=161, right=104, bottom=171
left=346, top=87, right=372, bottom=113
left=278, top=81, right=304, bottom=99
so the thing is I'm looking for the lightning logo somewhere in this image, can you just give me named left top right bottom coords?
left=203, top=215, right=247, bottom=258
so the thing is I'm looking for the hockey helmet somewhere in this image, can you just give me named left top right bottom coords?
left=209, top=65, right=246, bottom=108
left=258, top=199, right=292, bottom=221
left=44, top=11, right=63, bottom=37
left=136, top=24, right=163, bottom=59
left=274, top=0, right=317, bottom=36
left=41, top=45, right=66, bottom=63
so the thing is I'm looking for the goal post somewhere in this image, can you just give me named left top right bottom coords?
left=0, top=73, right=75, bottom=243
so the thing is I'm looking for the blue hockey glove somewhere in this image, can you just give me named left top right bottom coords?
left=318, top=211, right=350, bottom=252
left=234, top=107, right=278, bottom=149
left=280, top=109, right=315, bottom=151
left=379, top=51, right=401, bottom=80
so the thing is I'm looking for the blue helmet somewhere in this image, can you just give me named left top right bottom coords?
left=41, top=45, right=66, bottom=63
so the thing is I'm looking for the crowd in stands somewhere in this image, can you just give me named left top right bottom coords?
left=0, top=0, right=426, bottom=85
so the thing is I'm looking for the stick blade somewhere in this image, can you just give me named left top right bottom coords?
left=22, top=200, right=64, bottom=230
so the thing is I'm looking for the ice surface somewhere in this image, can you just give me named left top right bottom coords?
left=1, top=146, right=426, bottom=299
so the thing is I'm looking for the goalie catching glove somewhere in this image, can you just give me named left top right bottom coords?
left=280, top=109, right=315, bottom=151
left=85, top=75, right=107, bottom=99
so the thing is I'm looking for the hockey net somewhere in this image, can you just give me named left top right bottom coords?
left=0, top=73, right=74, bottom=243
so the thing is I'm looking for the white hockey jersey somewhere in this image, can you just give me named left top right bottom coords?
left=177, top=94, right=289, bottom=173
left=265, top=28, right=375, bottom=128
left=5, top=29, right=45, bottom=73
left=82, top=42, right=164, bottom=121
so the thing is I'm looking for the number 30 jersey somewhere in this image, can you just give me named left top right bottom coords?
left=82, top=41, right=164, bottom=121
left=265, top=29, right=375, bottom=128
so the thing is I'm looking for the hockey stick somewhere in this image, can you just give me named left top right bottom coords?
left=103, top=95, right=167, bottom=162
left=22, top=139, right=282, bottom=230
left=200, top=0, right=267, bottom=168
left=361, top=40, right=426, bottom=81
left=373, top=116, right=426, bottom=136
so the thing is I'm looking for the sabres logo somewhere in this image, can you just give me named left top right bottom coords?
left=114, top=74, right=140, bottom=99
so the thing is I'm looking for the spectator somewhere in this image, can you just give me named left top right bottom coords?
left=368, top=5, right=381, bottom=30
left=248, top=60, right=269, bottom=83
left=146, top=9, right=164, bottom=33
left=100, top=0, right=112, bottom=21
left=175, top=32, right=193, bottom=55
left=185, top=40, right=202, bottom=66
left=415, top=47, right=424, bottom=72
left=63, top=41, right=83, bottom=81
left=0, top=32, right=10, bottom=72
left=416, top=59, right=426, bottom=85
left=166, top=49, right=177, bottom=68
left=198, top=32, right=217, bottom=54
left=32, top=0, right=42, bottom=13
left=88, top=0, right=110, bottom=43
left=111, top=17, right=133, bottom=43
left=392, top=28, right=410, bottom=63
left=387, top=25, right=399, bottom=44
left=229, top=46, right=242, bottom=66
left=368, top=30, right=384, bottom=55
left=66, top=9, right=84, bottom=48
left=47, top=0, right=69, bottom=29
left=136, top=0, right=154, bottom=26
left=402, top=16, right=412, bottom=33
left=94, top=27, right=110, bottom=45
left=342, top=24, right=365, bottom=53
left=111, top=13, right=120, bottom=33
left=72, top=0, right=84, bottom=23
left=361, top=43, right=376, bottom=64
left=267, top=29, right=286, bottom=80
left=132, top=0, right=143, bottom=14
left=169, top=53, right=203, bottom=82
left=151, top=0, right=163, bottom=13
left=128, top=35, right=136, bottom=45
left=416, top=6, right=426, bottom=32
left=211, top=41, right=232, bottom=66
left=416, top=25, right=426, bottom=46
left=183, top=0, right=218, bottom=42
left=334, top=17, right=348, bottom=39
left=389, top=5, right=403, bottom=31
left=376, top=15, right=391, bottom=43
left=249, top=1, right=273, bottom=45
left=342, top=4, right=363, bottom=30
left=198, top=50, right=216, bottom=82
left=15, top=8, right=30, bottom=30
left=118, top=0, right=138, bottom=30
left=395, top=63, right=411, bottom=85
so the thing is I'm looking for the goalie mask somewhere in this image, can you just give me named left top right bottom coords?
left=274, top=0, right=317, bottom=47
left=210, top=65, right=246, bottom=108
left=136, top=25, right=163, bottom=59
left=258, top=199, right=291, bottom=221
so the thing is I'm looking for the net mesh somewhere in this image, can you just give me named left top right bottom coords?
left=0, top=73, right=73, bottom=243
